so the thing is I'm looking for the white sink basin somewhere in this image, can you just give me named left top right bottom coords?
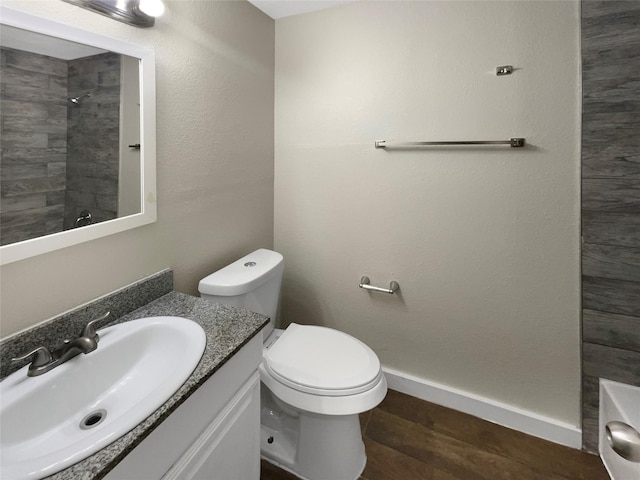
left=0, top=316, right=206, bottom=480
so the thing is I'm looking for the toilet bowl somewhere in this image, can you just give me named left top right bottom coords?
left=199, top=249, right=387, bottom=480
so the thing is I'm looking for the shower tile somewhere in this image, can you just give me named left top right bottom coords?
left=0, top=221, right=45, bottom=245
left=98, top=69, right=120, bottom=86
left=584, top=178, right=640, bottom=212
left=47, top=162, right=66, bottom=177
left=48, top=75, right=67, bottom=95
left=582, top=211, right=640, bottom=248
left=583, top=309, right=640, bottom=352
left=65, top=190, right=96, bottom=208
left=582, top=8, right=640, bottom=50
left=1, top=147, right=65, bottom=161
left=74, top=176, right=117, bottom=195
left=1, top=176, right=66, bottom=197
left=1, top=98, right=48, bottom=117
left=0, top=49, right=67, bottom=245
left=45, top=217, right=64, bottom=234
left=47, top=104, right=67, bottom=119
left=0, top=194, right=46, bottom=213
left=92, top=152, right=119, bottom=177
left=3, top=48, right=67, bottom=77
left=581, top=1, right=640, bottom=18
left=582, top=145, right=640, bottom=179
left=582, top=124, right=638, bottom=146
left=582, top=75, right=640, bottom=101
left=96, top=193, right=118, bottom=211
left=1, top=65, right=49, bottom=88
left=583, top=343, right=640, bottom=386
left=583, top=275, right=640, bottom=317
left=46, top=190, right=66, bottom=206
left=1, top=163, right=48, bottom=180
left=583, top=53, right=640, bottom=83
left=68, top=72, right=99, bottom=90
left=582, top=244, right=640, bottom=283
left=4, top=82, right=60, bottom=103
left=0, top=204, right=62, bottom=228
left=2, top=132, right=48, bottom=148
left=47, top=133, right=67, bottom=148
left=2, top=116, right=65, bottom=134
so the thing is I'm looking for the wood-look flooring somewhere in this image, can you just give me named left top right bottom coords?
left=261, top=389, right=610, bottom=480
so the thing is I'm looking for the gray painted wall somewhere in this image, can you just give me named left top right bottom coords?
left=581, top=0, right=640, bottom=452
left=0, top=47, right=68, bottom=245
left=275, top=0, right=582, bottom=433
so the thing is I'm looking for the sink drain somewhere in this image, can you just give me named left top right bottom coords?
left=80, top=409, right=107, bottom=430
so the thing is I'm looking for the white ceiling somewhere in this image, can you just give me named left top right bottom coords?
left=248, top=0, right=354, bottom=19
left=1, top=24, right=106, bottom=60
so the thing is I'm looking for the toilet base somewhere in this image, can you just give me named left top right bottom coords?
left=260, top=386, right=367, bottom=480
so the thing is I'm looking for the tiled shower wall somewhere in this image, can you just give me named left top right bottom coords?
left=0, top=49, right=121, bottom=243
left=0, top=47, right=68, bottom=246
left=581, top=0, right=640, bottom=452
left=65, top=52, right=120, bottom=229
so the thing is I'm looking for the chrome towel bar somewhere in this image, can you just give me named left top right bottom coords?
left=374, top=138, right=526, bottom=149
left=359, top=276, right=399, bottom=294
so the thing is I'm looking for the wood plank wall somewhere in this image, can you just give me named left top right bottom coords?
left=581, top=0, right=640, bottom=452
left=0, top=48, right=68, bottom=245
left=64, top=52, right=121, bottom=229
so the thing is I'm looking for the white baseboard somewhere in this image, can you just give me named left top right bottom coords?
left=382, top=366, right=582, bottom=449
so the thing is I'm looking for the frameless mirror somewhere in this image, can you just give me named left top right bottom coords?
left=0, top=6, right=156, bottom=265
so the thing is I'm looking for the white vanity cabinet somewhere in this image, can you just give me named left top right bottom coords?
left=104, top=335, right=262, bottom=480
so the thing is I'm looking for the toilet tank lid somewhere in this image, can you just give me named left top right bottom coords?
left=198, top=248, right=284, bottom=296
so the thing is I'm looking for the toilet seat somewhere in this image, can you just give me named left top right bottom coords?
left=263, top=323, right=382, bottom=396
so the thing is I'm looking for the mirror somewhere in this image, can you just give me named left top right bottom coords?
left=0, top=6, right=156, bottom=265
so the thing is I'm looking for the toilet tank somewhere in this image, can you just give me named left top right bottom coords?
left=198, top=249, right=284, bottom=339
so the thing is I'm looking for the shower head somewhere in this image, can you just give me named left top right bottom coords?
left=69, top=93, right=91, bottom=104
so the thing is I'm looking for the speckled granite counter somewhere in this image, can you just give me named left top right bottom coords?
left=42, top=291, right=268, bottom=480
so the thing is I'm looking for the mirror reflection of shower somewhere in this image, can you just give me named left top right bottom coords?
left=0, top=23, right=143, bottom=247
left=68, top=92, right=91, bottom=104
left=64, top=52, right=122, bottom=232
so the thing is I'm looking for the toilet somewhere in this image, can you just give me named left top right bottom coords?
left=198, top=249, right=387, bottom=480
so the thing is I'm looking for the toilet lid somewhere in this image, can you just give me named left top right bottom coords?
left=263, top=323, right=381, bottom=394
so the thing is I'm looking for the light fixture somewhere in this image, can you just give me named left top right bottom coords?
left=61, top=0, right=165, bottom=28
left=138, top=0, right=165, bottom=18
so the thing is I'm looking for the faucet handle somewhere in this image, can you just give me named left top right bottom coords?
left=81, top=311, right=110, bottom=341
left=12, top=346, right=53, bottom=367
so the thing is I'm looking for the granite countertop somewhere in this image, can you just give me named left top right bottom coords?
left=44, top=292, right=268, bottom=480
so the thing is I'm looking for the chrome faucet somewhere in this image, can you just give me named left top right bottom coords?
left=12, top=312, right=110, bottom=377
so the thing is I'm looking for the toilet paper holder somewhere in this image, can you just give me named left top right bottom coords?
left=359, top=276, right=399, bottom=294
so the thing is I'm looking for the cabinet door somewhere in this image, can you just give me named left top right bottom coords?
left=162, top=372, right=260, bottom=480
